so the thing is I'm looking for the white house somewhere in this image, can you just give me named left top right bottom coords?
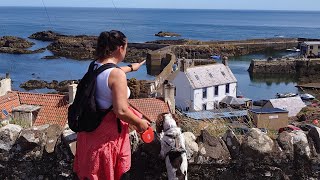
left=172, top=59, right=237, bottom=111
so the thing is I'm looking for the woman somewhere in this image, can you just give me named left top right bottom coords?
left=74, top=30, right=150, bottom=180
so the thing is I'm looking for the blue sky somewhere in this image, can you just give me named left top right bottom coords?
left=0, top=0, right=319, bottom=11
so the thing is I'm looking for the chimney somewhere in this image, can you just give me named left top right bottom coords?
left=0, top=73, right=12, bottom=96
left=222, top=56, right=229, bottom=66
left=179, top=57, right=187, bottom=72
left=163, top=82, right=176, bottom=114
left=68, top=83, right=78, bottom=104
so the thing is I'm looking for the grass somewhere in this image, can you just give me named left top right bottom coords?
left=10, top=118, right=31, bottom=128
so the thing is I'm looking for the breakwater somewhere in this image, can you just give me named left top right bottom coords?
left=248, top=58, right=320, bottom=75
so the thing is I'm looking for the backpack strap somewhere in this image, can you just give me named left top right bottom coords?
left=94, top=62, right=120, bottom=75
left=92, top=61, right=122, bottom=133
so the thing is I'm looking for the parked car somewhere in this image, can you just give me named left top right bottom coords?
left=278, top=125, right=301, bottom=133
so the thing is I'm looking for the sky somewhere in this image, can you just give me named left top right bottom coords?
left=0, top=0, right=319, bottom=11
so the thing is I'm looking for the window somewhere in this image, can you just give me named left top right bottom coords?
left=195, top=75, right=199, bottom=80
left=202, top=88, right=207, bottom=98
left=214, top=86, right=219, bottom=96
left=226, top=84, right=230, bottom=94
left=310, top=45, right=314, bottom=50
left=202, top=103, right=207, bottom=110
left=209, top=73, right=213, bottom=78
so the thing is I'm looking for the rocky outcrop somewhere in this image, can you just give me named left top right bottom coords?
left=0, top=36, right=34, bottom=48
left=47, top=36, right=152, bottom=62
left=155, top=31, right=181, bottom=37
left=0, top=36, right=45, bottom=54
left=127, top=78, right=150, bottom=99
left=20, top=79, right=80, bottom=92
left=20, top=78, right=150, bottom=98
left=29, top=31, right=64, bottom=41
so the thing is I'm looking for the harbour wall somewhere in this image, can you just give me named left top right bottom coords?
left=248, top=59, right=320, bottom=75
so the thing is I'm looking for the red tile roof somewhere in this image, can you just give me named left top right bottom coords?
left=0, top=91, right=68, bottom=127
left=128, top=98, right=170, bottom=122
left=0, top=91, right=20, bottom=119
left=16, top=91, right=69, bottom=127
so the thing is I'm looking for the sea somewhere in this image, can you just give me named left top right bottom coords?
left=0, top=7, right=320, bottom=100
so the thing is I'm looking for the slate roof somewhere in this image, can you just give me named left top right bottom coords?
left=185, top=64, right=237, bottom=89
left=220, top=96, right=251, bottom=105
left=128, top=98, right=170, bottom=122
left=250, top=108, right=288, bottom=114
left=263, top=96, right=306, bottom=117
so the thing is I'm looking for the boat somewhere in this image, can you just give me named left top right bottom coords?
left=286, top=47, right=300, bottom=52
left=210, top=55, right=221, bottom=60
left=300, top=93, right=315, bottom=101
left=276, top=93, right=298, bottom=98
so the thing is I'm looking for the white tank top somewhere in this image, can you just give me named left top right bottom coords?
left=95, top=62, right=131, bottom=109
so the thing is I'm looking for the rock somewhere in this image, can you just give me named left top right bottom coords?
left=11, top=125, right=49, bottom=160
left=45, top=124, right=63, bottom=153
left=292, top=130, right=311, bottom=158
left=20, top=80, right=47, bottom=90
left=47, top=36, right=97, bottom=60
left=0, top=36, right=34, bottom=48
left=0, top=124, right=22, bottom=161
left=277, top=131, right=294, bottom=159
left=155, top=31, right=181, bottom=37
left=0, top=36, right=46, bottom=54
left=29, top=31, right=64, bottom=41
left=195, top=130, right=231, bottom=165
left=308, top=126, right=320, bottom=154
left=62, top=128, right=77, bottom=156
left=222, top=129, right=241, bottom=159
left=241, top=128, right=274, bottom=159
left=41, top=55, right=61, bottom=59
left=183, top=132, right=198, bottom=161
left=19, top=79, right=79, bottom=92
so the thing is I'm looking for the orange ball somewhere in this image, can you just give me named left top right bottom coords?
left=313, top=119, right=319, bottom=125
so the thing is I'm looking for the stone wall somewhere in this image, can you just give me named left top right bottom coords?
left=248, top=59, right=320, bottom=75
left=1, top=123, right=320, bottom=179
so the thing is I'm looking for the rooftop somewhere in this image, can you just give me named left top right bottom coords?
left=250, top=108, right=288, bottom=114
left=128, top=98, right=170, bottom=122
left=185, top=64, right=237, bottom=89
left=302, top=41, right=320, bottom=45
left=184, top=109, right=247, bottom=120
left=0, top=91, right=69, bottom=127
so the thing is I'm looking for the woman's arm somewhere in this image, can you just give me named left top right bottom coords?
left=109, top=68, right=150, bottom=132
left=120, top=60, right=146, bottom=73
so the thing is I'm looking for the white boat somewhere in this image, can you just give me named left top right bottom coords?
left=286, top=47, right=300, bottom=52
left=300, top=93, right=315, bottom=100
left=276, top=93, right=298, bottom=98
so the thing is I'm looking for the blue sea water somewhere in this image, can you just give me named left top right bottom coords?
left=0, top=7, right=319, bottom=99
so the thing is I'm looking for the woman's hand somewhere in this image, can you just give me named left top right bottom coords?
left=135, top=118, right=150, bottom=133
left=131, top=60, right=146, bottom=71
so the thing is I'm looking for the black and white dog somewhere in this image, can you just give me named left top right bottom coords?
left=160, top=113, right=188, bottom=180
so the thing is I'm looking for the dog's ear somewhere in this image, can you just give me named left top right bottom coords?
left=156, top=113, right=166, bottom=133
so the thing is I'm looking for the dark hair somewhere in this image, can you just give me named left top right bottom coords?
left=95, top=30, right=127, bottom=60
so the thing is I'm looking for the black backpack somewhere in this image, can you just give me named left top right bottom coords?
left=68, top=61, right=119, bottom=132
